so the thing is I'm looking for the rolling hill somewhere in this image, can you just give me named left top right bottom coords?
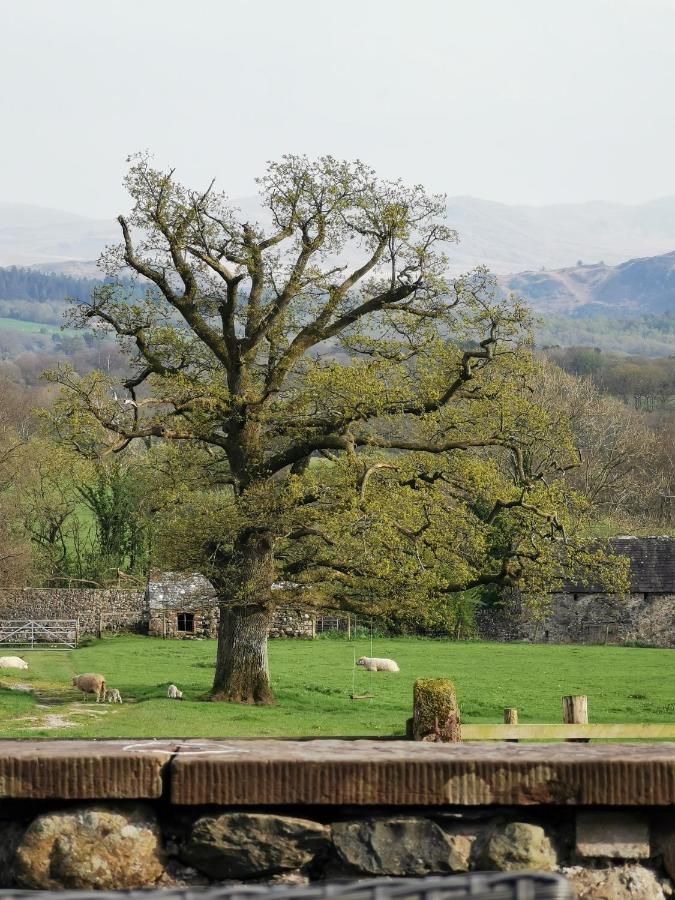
left=505, top=252, right=675, bottom=316
left=4, top=195, right=675, bottom=276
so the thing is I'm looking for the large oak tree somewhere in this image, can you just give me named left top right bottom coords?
left=51, top=155, right=621, bottom=703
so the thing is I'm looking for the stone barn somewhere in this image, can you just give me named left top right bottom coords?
left=145, top=571, right=317, bottom=639
left=480, top=536, right=675, bottom=647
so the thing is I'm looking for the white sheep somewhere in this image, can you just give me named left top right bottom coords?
left=167, top=684, right=183, bottom=700
left=72, top=673, right=106, bottom=703
left=104, top=688, right=122, bottom=704
left=356, top=656, right=400, bottom=673
left=0, top=656, right=28, bottom=670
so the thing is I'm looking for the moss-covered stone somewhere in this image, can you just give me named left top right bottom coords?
left=412, top=677, right=461, bottom=741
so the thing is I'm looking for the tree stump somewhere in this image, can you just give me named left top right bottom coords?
left=412, top=678, right=461, bottom=742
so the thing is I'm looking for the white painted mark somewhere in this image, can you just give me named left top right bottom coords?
left=123, top=740, right=251, bottom=756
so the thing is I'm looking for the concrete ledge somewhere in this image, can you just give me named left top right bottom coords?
left=169, top=740, right=675, bottom=807
left=0, top=740, right=175, bottom=799
left=0, top=740, right=673, bottom=806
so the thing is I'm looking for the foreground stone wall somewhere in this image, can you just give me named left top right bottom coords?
left=478, top=591, right=675, bottom=648
left=0, top=802, right=672, bottom=895
left=0, top=588, right=146, bottom=637
left=0, top=740, right=672, bottom=894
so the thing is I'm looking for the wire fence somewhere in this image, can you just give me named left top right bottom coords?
left=314, top=614, right=470, bottom=641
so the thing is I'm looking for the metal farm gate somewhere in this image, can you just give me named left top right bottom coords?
left=0, top=619, right=78, bottom=649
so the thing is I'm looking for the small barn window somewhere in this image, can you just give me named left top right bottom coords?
left=177, top=612, right=195, bottom=633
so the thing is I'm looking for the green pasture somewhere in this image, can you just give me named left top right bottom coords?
left=0, top=635, right=672, bottom=739
left=0, top=316, right=82, bottom=336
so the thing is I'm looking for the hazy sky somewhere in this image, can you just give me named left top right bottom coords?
left=2, top=0, right=675, bottom=218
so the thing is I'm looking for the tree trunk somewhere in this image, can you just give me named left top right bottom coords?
left=211, top=603, right=274, bottom=704
left=210, top=530, right=276, bottom=704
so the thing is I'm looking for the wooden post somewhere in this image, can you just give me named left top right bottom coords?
left=311, top=616, right=316, bottom=639
left=97, top=611, right=103, bottom=639
left=347, top=614, right=352, bottom=641
left=562, top=695, right=589, bottom=742
left=504, top=707, right=518, bottom=743
left=504, top=707, right=519, bottom=725
left=412, top=678, right=461, bottom=742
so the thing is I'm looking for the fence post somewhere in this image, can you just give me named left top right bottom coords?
left=97, top=611, right=103, bottom=640
left=311, top=615, right=316, bottom=639
left=75, top=620, right=80, bottom=647
left=562, top=695, right=589, bottom=742
left=347, top=614, right=351, bottom=641
left=504, top=707, right=519, bottom=743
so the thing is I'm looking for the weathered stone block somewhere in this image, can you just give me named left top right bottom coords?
left=562, top=864, right=668, bottom=899
left=14, top=805, right=165, bottom=890
left=331, top=817, right=470, bottom=876
left=0, top=740, right=173, bottom=799
left=576, top=811, right=649, bottom=859
left=180, top=812, right=329, bottom=879
left=473, top=822, right=557, bottom=872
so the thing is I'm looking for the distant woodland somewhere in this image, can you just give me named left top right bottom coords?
left=0, top=252, right=671, bottom=599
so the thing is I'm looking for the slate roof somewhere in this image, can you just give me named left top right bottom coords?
left=145, top=571, right=302, bottom=609
left=568, top=536, right=675, bottom=594
left=146, top=571, right=217, bottom=610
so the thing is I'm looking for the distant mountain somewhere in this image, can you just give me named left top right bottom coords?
left=505, top=251, right=675, bottom=316
left=3, top=195, right=675, bottom=276
left=0, top=202, right=117, bottom=269
left=443, top=196, right=675, bottom=273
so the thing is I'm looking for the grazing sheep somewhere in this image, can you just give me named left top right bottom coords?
left=104, top=688, right=122, bottom=704
left=356, top=656, right=400, bottom=673
left=167, top=684, right=183, bottom=700
left=0, top=656, right=28, bottom=670
left=72, top=673, right=106, bottom=703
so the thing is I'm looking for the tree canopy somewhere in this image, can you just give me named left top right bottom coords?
left=49, top=154, right=625, bottom=703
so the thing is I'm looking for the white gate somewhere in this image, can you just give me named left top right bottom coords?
left=0, top=619, right=78, bottom=649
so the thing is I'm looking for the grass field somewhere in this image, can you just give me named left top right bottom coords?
left=0, top=316, right=62, bottom=334
left=0, top=635, right=672, bottom=739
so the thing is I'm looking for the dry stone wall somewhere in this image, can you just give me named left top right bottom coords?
left=478, top=590, right=675, bottom=648
left=0, top=803, right=672, bottom=893
left=146, top=572, right=316, bottom=639
left=148, top=606, right=315, bottom=640
left=0, top=584, right=315, bottom=641
left=0, top=740, right=672, bottom=892
left=0, top=588, right=146, bottom=637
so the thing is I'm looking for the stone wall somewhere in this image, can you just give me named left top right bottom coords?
left=531, top=591, right=675, bottom=647
left=0, top=800, right=672, bottom=893
left=0, top=584, right=315, bottom=642
left=478, top=591, right=675, bottom=648
left=0, top=740, right=672, bottom=894
left=0, top=588, right=146, bottom=637
left=148, top=605, right=315, bottom=640
left=146, top=572, right=316, bottom=640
